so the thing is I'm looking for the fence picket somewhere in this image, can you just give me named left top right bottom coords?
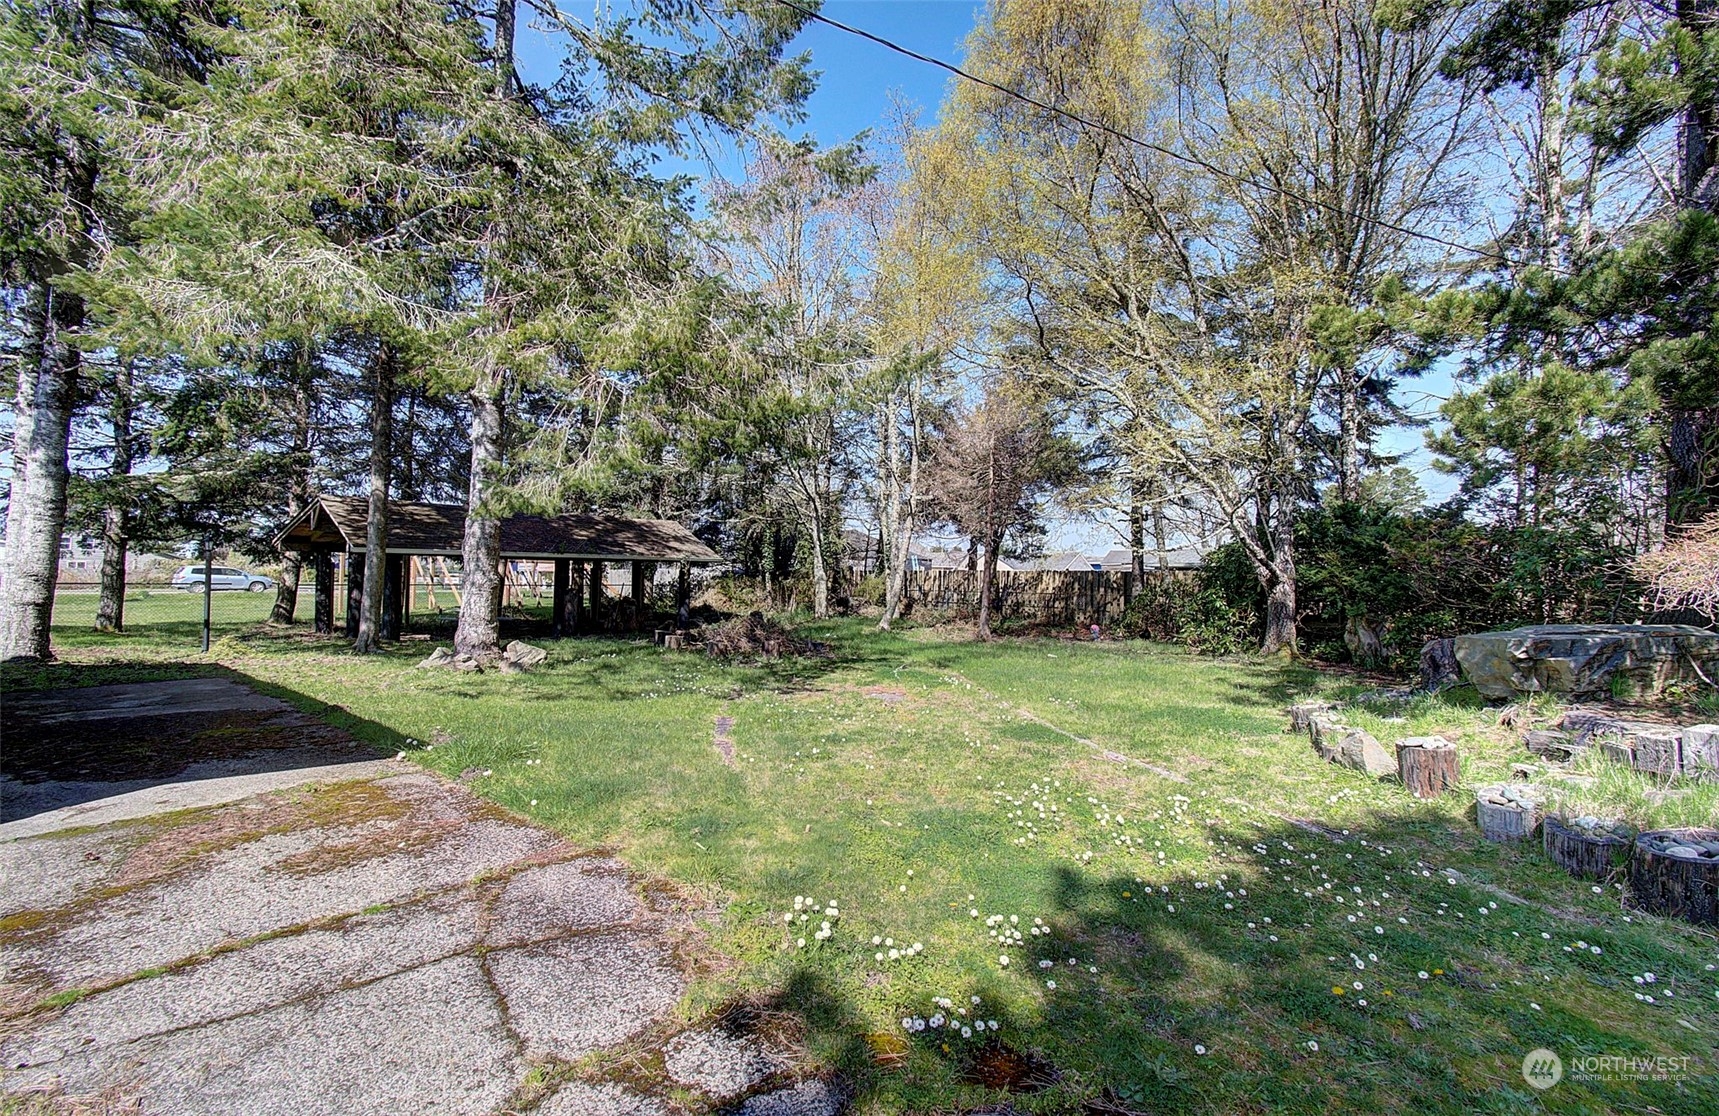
left=899, top=568, right=1193, bottom=626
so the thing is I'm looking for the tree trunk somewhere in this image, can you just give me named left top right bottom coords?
left=882, top=386, right=921, bottom=630
left=808, top=507, right=829, bottom=618
left=271, top=349, right=315, bottom=624
left=494, top=0, right=517, bottom=96
left=1128, top=482, right=1146, bottom=582
left=1665, top=405, right=1716, bottom=525
left=1255, top=472, right=1300, bottom=656
left=976, top=535, right=1001, bottom=640
left=455, top=379, right=505, bottom=657
left=0, top=281, right=81, bottom=661
left=878, top=395, right=903, bottom=629
left=1337, top=362, right=1362, bottom=503
left=354, top=345, right=395, bottom=652
left=1151, top=500, right=1169, bottom=572
left=1261, top=577, right=1296, bottom=656
left=95, top=360, right=134, bottom=633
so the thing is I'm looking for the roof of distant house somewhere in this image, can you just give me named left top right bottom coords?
left=277, top=496, right=720, bottom=563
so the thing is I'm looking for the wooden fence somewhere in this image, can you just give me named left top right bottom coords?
left=902, top=568, right=1196, bottom=627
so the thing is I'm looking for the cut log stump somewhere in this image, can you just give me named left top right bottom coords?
left=1629, top=728, right=1682, bottom=777
left=1685, top=725, right=1719, bottom=783
left=1543, top=815, right=1634, bottom=880
left=1628, top=828, right=1719, bottom=927
left=1397, top=736, right=1459, bottom=799
left=1475, top=784, right=1543, bottom=841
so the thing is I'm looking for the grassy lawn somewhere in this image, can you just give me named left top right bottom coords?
left=6, top=595, right=1717, bottom=1114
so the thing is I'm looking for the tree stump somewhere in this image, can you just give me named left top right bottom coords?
left=1397, top=737, right=1459, bottom=799
left=1475, top=784, right=1542, bottom=841
left=1629, top=728, right=1682, bottom=777
left=1628, top=828, right=1719, bottom=927
left=1543, top=815, right=1634, bottom=880
left=1685, top=725, right=1719, bottom=783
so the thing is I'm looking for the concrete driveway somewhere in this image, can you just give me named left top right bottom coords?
left=0, top=679, right=839, bottom=1115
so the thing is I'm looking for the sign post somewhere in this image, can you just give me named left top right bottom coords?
left=201, top=534, right=214, bottom=653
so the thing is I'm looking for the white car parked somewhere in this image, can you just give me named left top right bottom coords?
left=172, top=565, right=275, bottom=593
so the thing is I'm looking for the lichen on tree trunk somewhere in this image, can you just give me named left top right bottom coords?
left=95, top=361, right=134, bottom=633
left=1, top=282, right=81, bottom=662
left=353, top=345, right=395, bottom=653
left=454, top=380, right=504, bottom=658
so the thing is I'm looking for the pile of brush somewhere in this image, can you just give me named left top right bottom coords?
left=701, top=612, right=829, bottom=660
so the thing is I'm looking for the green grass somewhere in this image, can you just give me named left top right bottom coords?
left=6, top=596, right=1717, bottom=1114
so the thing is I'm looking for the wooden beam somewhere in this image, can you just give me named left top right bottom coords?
left=382, top=553, right=404, bottom=640
left=630, top=561, right=646, bottom=632
left=344, top=552, right=364, bottom=638
left=551, top=558, right=570, bottom=637
left=588, top=560, right=604, bottom=632
left=676, top=561, right=690, bottom=629
left=313, top=551, right=335, bottom=635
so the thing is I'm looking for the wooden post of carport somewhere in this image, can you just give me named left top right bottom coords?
left=381, top=553, right=405, bottom=640
left=588, top=560, right=604, bottom=632
left=313, top=551, right=336, bottom=634
left=551, top=558, right=570, bottom=636
left=630, top=561, right=647, bottom=631
left=344, top=552, right=364, bottom=638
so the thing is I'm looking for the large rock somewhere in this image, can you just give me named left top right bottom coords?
left=1334, top=729, right=1398, bottom=778
left=1418, top=637, right=1460, bottom=692
left=1453, top=624, right=1719, bottom=701
left=504, top=640, right=547, bottom=668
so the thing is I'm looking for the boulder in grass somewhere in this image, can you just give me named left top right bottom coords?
left=417, top=647, right=454, bottom=669
left=1309, top=716, right=1346, bottom=760
left=1524, top=729, right=1581, bottom=761
left=1418, top=637, right=1460, bottom=692
left=503, top=640, right=548, bottom=668
left=1286, top=701, right=1332, bottom=734
left=1454, top=624, right=1719, bottom=701
left=1335, top=729, right=1398, bottom=778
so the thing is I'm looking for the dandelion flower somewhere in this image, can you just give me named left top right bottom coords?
left=1194, top=1044, right=1207, bottom=1055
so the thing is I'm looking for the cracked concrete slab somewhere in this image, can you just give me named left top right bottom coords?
left=663, top=1026, right=785, bottom=1100
left=8, top=810, right=560, bottom=991
left=736, top=1080, right=846, bottom=1116
left=1, top=891, right=483, bottom=1069
left=537, top=1080, right=674, bottom=1116
left=0, top=677, right=844, bottom=1116
left=486, top=933, right=686, bottom=1060
left=485, top=857, right=645, bottom=947
left=0, top=677, right=715, bottom=1115
left=2, top=676, right=387, bottom=831
left=7, top=956, right=522, bottom=1116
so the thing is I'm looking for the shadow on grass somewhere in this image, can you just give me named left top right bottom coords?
left=0, top=659, right=403, bottom=826
left=749, top=813, right=1717, bottom=1116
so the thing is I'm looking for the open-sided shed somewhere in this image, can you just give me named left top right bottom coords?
left=277, top=495, right=719, bottom=638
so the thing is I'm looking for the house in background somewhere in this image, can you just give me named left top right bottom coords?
left=0, top=535, right=175, bottom=586
left=1015, top=547, right=1207, bottom=572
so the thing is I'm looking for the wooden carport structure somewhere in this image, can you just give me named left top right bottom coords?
left=276, top=495, right=720, bottom=638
